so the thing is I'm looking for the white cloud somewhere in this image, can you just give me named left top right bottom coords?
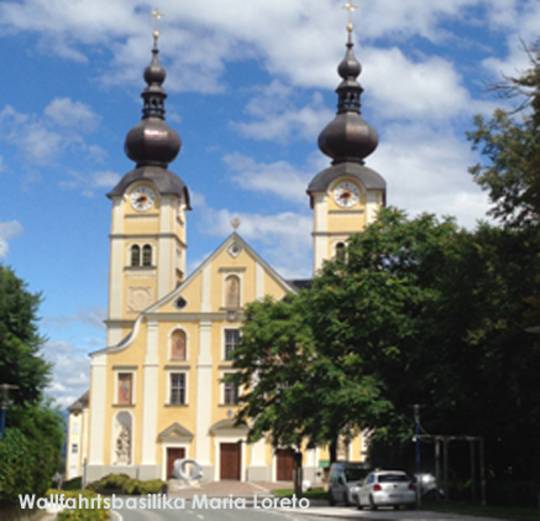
left=42, top=340, right=90, bottom=409
left=0, top=220, right=23, bottom=258
left=362, top=47, right=488, bottom=121
left=482, top=0, right=539, bottom=79
left=223, top=152, right=311, bottom=204
left=44, top=97, right=100, bottom=132
left=0, top=155, right=5, bottom=173
left=0, top=1, right=512, bottom=95
left=233, top=81, right=333, bottom=142
left=370, top=122, right=491, bottom=228
left=59, top=170, right=121, bottom=197
left=198, top=204, right=311, bottom=279
left=45, top=308, right=106, bottom=330
left=0, top=101, right=104, bottom=164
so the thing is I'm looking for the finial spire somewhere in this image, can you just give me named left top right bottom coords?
left=316, top=0, right=378, bottom=165
left=343, top=1, right=357, bottom=37
left=123, top=9, right=182, bottom=168
left=151, top=8, right=163, bottom=49
left=231, top=217, right=241, bottom=230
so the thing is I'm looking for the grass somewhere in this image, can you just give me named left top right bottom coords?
left=424, top=501, right=540, bottom=521
left=273, top=487, right=328, bottom=500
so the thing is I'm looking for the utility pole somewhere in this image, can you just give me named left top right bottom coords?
left=413, top=404, right=422, bottom=508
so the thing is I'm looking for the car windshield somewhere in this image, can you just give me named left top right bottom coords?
left=378, top=474, right=410, bottom=482
left=344, top=468, right=368, bottom=481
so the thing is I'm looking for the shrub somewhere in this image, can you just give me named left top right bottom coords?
left=86, top=474, right=166, bottom=496
left=63, top=478, right=83, bottom=491
left=47, top=489, right=109, bottom=521
left=0, top=405, right=64, bottom=502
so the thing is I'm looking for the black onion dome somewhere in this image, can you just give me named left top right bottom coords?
left=124, top=32, right=181, bottom=168
left=318, top=32, right=378, bottom=164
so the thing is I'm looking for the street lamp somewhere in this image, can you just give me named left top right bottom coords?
left=413, top=404, right=422, bottom=508
left=0, top=384, right=19, bottom=438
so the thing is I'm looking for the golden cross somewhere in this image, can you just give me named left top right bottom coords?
left=343, top=1, right=357, bottom=33
left=151, top=8, right=163, bottom=46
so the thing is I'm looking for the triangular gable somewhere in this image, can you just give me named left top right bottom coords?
left=146, top=232, right=297, bottom=315
left=157, top=422, right=193, bottom=442
left=90, top=232, right=297, bottom=356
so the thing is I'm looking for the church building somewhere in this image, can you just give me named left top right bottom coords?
left=66, top=21, right=386, bottom=483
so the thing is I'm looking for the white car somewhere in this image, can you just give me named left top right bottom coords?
left=356, top=470, right=416, bottom=509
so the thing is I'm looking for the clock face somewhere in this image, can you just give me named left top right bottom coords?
left=129, top=186, right=156, bottom=211
left=333, top=181, right=360, bottom=208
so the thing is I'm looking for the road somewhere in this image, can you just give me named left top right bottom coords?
left=113, top=501, right=505, bottom=521
left=113, top=502, right=323, bottom=521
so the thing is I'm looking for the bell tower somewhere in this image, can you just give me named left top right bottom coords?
left=307, top=20, right=385, bottom=274
left=105, top=31, right=191, bottom=345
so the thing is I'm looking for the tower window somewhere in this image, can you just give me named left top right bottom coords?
left=171, top=329, right=187, bottom=361
left=142, top=244, right=152, bottom=267
left=224, top=275, right=241, bottom=309
left=335, top=242, right=346, bottom=261
left=130, top=245, right=141, bottom=267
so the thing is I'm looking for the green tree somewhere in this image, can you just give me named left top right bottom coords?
left=467, top=43, right=540, bottom=228
left=0, top=266, right=50, bottom=403
left=0, top=265, right=64, bottom=504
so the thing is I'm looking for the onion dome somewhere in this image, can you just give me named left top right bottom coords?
left=124, top=31, right=181, bottom=168
left=318, top=30, right=378, bottom=164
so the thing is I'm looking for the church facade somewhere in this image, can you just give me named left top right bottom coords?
left=66, top=25, right=386, bottom=483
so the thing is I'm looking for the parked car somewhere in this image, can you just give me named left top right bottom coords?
left=356, top=470, right=416, bottom=509
left=328, top=462, right=370, bottom=506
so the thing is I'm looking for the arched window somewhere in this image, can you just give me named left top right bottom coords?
left=130, top=245, right=140, bottom=267
left=171, top=329, right=187, bottom=361
left=335, top=242, right=346, bottom=261
left=225, top=275, right=241, bottom=309
left=142, top=244, right=152, bottom=267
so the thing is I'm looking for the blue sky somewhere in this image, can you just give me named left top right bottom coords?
left=0, top=0, right=537, bottom=407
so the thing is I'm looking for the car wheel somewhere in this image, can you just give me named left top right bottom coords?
left=328, top=492, right=336, bottom=506
left=369, top=495, right=378, bottom=511
left=343, top=492, right=351, bottom=506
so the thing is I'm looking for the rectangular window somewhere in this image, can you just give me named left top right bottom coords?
left=170, top=373, right=186, bottom=405
left=223, top=380, right=239, bottom=405
left=224, top=329, right=241, bottom=360
left=71, top=443, right=78, bottom=454
left=117, top=373, right=133, bottom=405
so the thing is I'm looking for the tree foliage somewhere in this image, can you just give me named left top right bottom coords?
left=0, top=265, right=50, bottom=403
left=0, top=265, right=64, bottom=503
left=467, top=43, right=540, bottom=228
left=232, top=207, right=540, bottom=482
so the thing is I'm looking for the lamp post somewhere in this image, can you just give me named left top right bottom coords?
left=0, top=383, right=18, bottom=438
left=413, top=404, right=422, bottom=508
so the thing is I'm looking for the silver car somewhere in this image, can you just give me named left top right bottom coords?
left=356, top=470, right=416, bottom=509
left=328, top=462, right=370, bottom=506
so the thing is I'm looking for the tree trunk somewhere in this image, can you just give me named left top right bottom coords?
left=293, top=450, right=303, bottom=497
left=329, top=438, right=338, bottom=463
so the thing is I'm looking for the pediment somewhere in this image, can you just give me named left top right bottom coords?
left=157, top=422, right=193, bottom=442
left=209, top=418, right=249, bottom=435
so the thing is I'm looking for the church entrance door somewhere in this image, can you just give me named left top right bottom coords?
left=166, top=447, right=186, bottom=479
left=276, top=448, right=295, bottom=481
left=220, top=442, right=241, bottom=480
